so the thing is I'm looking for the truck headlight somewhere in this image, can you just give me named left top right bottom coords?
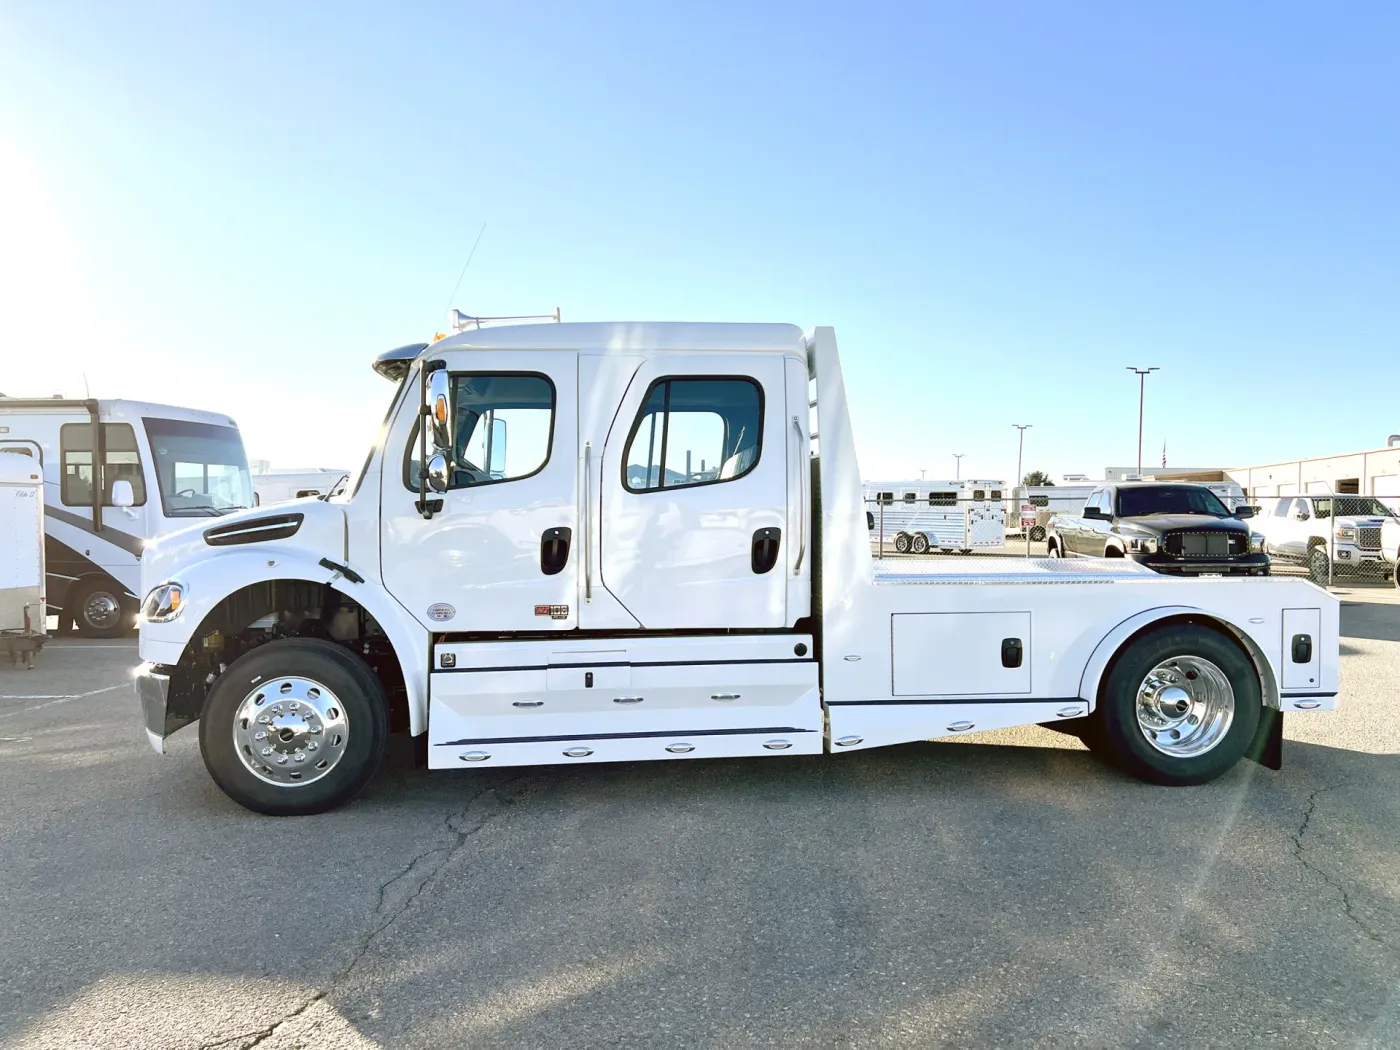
left=1250, top=532, right=1265, bottom=553
left=1128, top=537, right=1158, bottom=554
left=1335, top=525, right=1355, bottom=541
left=141, top=582, right=185, bottom=623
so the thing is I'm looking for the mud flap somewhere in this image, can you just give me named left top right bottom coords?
left=1247, top=708, right=1283, bottom=770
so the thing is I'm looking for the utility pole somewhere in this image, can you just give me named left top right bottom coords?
left=1012, top=426, right=1031, bottom=496
left=952, top=454, right=964, bottom=480
left=1126, top=367, right=1159, bottom=475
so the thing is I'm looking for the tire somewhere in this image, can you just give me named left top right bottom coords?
left=1087, top=625, right=1261, bottom=786
left=1105, top=547, right=1124, bottom=558
left=893, top=533, right=911, bottom=554
left=69, top=579, right=132, bottom=638
left=1029, top=525, right=1046, bottom=542
left=911, top=532, right=930, bottom=554
left=198, top=638, right=390, bottom=816
left=1048, top=538, right=1063, bottom=558
left=1309, top=546, right=1330, bottom=585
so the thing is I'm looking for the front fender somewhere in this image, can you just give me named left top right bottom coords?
left=1076, top=604, right=1281, bottom=713
left=139, top=549, right=429, bottom=735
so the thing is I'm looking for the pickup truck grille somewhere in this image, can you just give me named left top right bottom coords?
left=1163, top=531, right=1244, bottom=558
left=1358, top=526, right=1382, bottom=550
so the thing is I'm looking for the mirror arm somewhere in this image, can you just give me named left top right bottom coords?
left=418, top=363, right=432, bottom=520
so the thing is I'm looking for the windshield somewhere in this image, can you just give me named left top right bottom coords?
left=143, top=418, right=253, bottom=516
left=1116, top=485, right=1230, bottom=518
left=1313, top=497, right=1393, bottom=519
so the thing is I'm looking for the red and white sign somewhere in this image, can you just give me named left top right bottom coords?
left=1020, top=503, right=1037, bottom=527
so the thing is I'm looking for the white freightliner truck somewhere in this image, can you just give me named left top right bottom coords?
left=135, top=322, right=1340, bottom=815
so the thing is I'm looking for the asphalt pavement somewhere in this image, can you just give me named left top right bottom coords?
left=2, top=599, right=1399, bottom=1049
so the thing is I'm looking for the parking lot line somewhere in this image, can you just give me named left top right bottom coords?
left=0, top=683, right=128, bottom=717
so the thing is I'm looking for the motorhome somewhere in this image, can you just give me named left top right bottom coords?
left=865, top=480, right=1007, bottom=553
left=134, top=321, right=1338, bottom=816
left=252, top=469, right=350, bottom=506
left=0, top=397, right=253, bottom=636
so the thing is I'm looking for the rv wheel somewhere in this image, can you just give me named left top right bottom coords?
left=70, top=580, right=132, bottom=638
left=893, top=533, right=911, bottom=553
left=910, top=533, right=930, bottom=554
left=1029, top=525, right=1046, bottom=542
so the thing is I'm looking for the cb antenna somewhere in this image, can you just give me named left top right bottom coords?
left=438, top=222, right=487, bottom=326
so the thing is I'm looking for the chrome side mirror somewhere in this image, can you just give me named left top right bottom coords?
left=426, top=453, right=450, bottom=493
left=427, top=369, right=454, bottom=452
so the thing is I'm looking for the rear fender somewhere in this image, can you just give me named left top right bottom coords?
left=140, top=549, right=429, bottom=735
left=1077, top=605, right=1280, bottom=714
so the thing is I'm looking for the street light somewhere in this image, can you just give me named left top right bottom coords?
left=1012, top=424, right=1031, bottom=504
left=1126, top=367, right=1159, bottom=475
left=952, top=454, right=965, bottom=480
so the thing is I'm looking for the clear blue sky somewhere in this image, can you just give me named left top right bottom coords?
left=2, top=1, right=1396, bottom=482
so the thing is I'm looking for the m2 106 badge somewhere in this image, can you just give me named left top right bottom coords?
left=534, top=605, right=570, bottom=620
left=426, top=603, right=456, bottom=622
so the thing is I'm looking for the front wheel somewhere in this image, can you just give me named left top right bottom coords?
left=198, top=638, right=389, bottom=815
left=893, top=533, right=911, bottom=554
left=1048, top=538, right=1064, bottom=558
left=1309, top=547, right=1330, bottom=585
left=70, top=579, right=132, bottom=638
left=1087, top=625, right=1260, bottom=786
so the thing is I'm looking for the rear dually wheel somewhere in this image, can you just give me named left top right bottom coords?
left=1087, top=625, right=1261, bottom=786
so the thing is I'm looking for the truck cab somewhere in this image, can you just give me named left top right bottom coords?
left=134, top=322, right=1340, bottom=815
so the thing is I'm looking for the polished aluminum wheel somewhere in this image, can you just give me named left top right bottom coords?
left=82, top=590, right=123, bottom=631
left=232, top=677, right=349, bottom=786
left=1135, top=656, right=1235, bottom=757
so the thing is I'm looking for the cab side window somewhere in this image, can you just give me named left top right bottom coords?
left=406, top=373, right=555, bottom=490
left=623, top=377, right=762, bottom=492
left=60, top=423, right=146, bottom=506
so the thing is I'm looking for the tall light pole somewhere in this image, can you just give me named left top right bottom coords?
left=1126, top=367, right=1159, bottom=476
left=1012, top=425, right=1031, bottom=498
left=952, top=453, right=965, bottom=480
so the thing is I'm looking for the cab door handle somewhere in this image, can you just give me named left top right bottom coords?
left=541, top=527, right=572, bottom=576
left=751, top=527, right=781, bottom=574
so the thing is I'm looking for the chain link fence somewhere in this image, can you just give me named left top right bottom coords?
left=866, top=491, right=1397, bottom=590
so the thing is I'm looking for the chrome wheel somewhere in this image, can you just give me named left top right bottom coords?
left=82, top=590, right=123, bottom=631
left=1134, top=656, right=1235, bottom=758
left=232, top=677, right=349, bottom=787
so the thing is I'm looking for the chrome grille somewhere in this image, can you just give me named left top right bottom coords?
left=1358, top=526, right=1382, bottom=550
left=1164, top=531, right=1242, bottom=558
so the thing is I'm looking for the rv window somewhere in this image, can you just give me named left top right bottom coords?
left=973, top=489, right=986, bottom=501
left=60, top=423, right=146, bottom=507
left=1029, top=495, right=1049, bottom=508
left=929, top=492, right=955, bottom=507
left=878, top=492, right=893, bottom=506
left=407, top=373, right=556, bottom=490
left=990, top=489, right=1002, bottom=500
left=144, top=418, right=253, bottom=516
left=622, top=377, right=762, bottom=492
left=903, top=492, right=917, bottom=504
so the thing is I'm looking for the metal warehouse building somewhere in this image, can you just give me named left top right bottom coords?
left=1222, top=440, right=1400, bottom=506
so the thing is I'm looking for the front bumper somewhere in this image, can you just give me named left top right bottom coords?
left=136, top=663, right=173, bottom=755
left=1130, top=552, right=1272, bottom=576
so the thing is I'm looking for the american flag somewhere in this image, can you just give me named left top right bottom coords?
left=1161, top=442, right=1167, bottom=468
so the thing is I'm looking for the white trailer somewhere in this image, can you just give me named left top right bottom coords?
left=134, top=321, right=1339, bottom=816
left=865, top=479, right=1006, bottom=553
left=0, top=453, right=46, bottom=667
left=0, top=398, right=254, bottom=636
left=252, top=469, right=350, bottom=506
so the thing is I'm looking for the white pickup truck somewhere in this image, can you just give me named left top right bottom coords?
left=135, top=322, right=1340, bottom=815
left=1251, top=494, right=1395, bottom=584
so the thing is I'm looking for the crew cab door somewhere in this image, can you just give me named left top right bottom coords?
left=380, top=352, right=579, bottom=632
left=583, top=352, right=793, bottom=629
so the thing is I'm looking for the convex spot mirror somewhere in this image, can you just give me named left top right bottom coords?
left=427, top=368, right=454, bottom=452
left=426, top=453, right=450, bottom=494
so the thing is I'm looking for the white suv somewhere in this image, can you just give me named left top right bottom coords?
left=1252, top=495, right=1394, bottom=584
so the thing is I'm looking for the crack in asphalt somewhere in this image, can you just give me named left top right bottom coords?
left=197, top=776, right=534, bottom=1050
left=1290, top=778, right=1384, bottom=946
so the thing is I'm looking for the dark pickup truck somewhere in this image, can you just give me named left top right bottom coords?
left=1046, top=482, right=1269, bottom=576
